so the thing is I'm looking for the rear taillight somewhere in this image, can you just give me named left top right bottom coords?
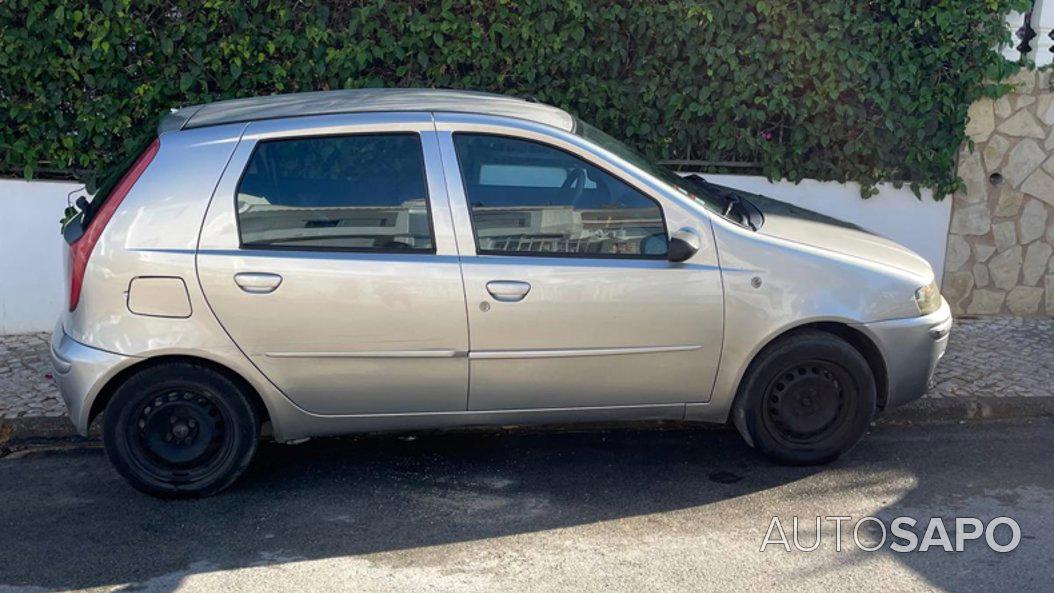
left=68, top=138, right=160, bottom=312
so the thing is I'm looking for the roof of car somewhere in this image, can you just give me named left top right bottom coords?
left=158, top=88, right=576, bottom=135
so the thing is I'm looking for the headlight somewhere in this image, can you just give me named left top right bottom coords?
left=914, top=280, right=941, bottom=315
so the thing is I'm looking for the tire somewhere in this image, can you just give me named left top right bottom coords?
left=102, top=362, right=260, bottom=498
left=732, top=330, right=876, bottom=465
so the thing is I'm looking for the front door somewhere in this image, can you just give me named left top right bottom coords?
left=197, top=115, right=469, bottom=415
left=437, top=127, right=724, bottom=411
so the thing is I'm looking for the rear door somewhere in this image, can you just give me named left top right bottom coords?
left=197, top=113, right=469, bottom=415
left=434, top=115, right=724, bottom=411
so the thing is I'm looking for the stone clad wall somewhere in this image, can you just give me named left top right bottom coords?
left=943, top=70, right=1054, bottom=316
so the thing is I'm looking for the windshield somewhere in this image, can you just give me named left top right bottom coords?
left=575, top=120, right=729, bottom=216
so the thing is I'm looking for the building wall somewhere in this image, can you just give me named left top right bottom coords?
left=0, top=180, right=78, bottom=334
left=942, top=69, right=1054, bottom=316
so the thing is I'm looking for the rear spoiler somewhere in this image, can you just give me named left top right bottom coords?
left=157, top=105, right=203, bottom=135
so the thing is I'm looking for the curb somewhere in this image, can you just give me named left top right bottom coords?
left=3, top=397, right=1053, bottom=445
left=878, top=396, right=1054, bottom=425
left=0, top=416, right=84, bottom=444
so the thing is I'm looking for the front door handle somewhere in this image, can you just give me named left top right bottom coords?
left=486, top=280, right=531, bottom=302
left=234, top=272, right=283, bottom=294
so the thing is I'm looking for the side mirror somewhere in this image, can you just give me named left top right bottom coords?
left=667, top=228, right=701, bottom=263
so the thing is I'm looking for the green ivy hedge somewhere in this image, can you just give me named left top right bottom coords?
left=0, top=0, right=1029, bottom=198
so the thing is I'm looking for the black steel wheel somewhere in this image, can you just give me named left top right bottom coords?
left=127, top=389, right=232, bottom=484
left=733, top=330, right=876, bottom=465
left=761, top=361, right=856, bottom=447
left=103, top=362, right=260, bottom=497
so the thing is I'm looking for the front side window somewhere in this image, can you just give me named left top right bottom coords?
left=452, top=134, right=667, bottom=258
left=236, top=133, right=433, bottom=251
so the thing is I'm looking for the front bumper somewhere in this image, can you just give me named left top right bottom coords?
left=49, top=322, right=136, bottom=435
left=857, top=298, right=952, bottom=409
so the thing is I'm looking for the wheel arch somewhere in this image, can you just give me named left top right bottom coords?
left=87, top=355, right=273, bottom=433
left=733, top=321, right=889, bottom=413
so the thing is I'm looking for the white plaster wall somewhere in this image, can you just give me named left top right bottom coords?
left=0, top=176, right=951, bottom=334
left=0, top=179, right=81, bottom=334
left=698, top=174, right=952, bottom=279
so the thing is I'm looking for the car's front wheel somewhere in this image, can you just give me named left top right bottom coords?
left=103, top=362, right=260, bottom=498
left=733, top=330, right=877, bottom=465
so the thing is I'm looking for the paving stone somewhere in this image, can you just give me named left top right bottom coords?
left=942, top=270, right=975, bottom=313
left=973, top=262, right=991, bottom=288
left=1004, top=139, right=1048, bottom=187
left=993, top=220, right=1017, bottom=251
left=0, top=333, right=65, bottom=420
left=1007, top=69, right=1037, bottom=95
left=1021, top=169, right=1054, bottom=207
left=945, top=235, right=971, bottom=271
left=1007, top=286, right=1044, bottom=315
left=983, top=134, right=1011, bottom=170
left=1015, top=94, right=1037, bottom=110
left=974, top=243, right=997, bottom=263
left=989, top=246, right=1023, bottom=290
left=928, top=316, right=1054, bottom=399
left=966, top=289, right=1006, bottom=314
left=995, top=96, right=1014, bottom=119
left=949, top=203, right=992, bottom=236
left=957, top=150, right=988, bottom=204
left=1023, top=242, right=1053, bottom=286
left=1020, top=199, right=1049, bottom=243
left=1047, top=276, right=1054, bottom=314
left=994, top=186, right=1024, bottom=217
left=965, top=99, right=995, bottom=143
left=1039, top=94, right=1054, bottom=126
left=997, top=109, right=1046, bottom=139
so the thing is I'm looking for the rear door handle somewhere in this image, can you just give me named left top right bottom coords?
left=486, top=280, right=531, bottom=302
left=234, top=273, right=283, bottom=294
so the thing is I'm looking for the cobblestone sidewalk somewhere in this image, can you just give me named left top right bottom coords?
left=928, top=316, right=1054, bottom=399
left=0, top=332, right=66, bottom=419
left=1, top=317, right=1052, bottom=421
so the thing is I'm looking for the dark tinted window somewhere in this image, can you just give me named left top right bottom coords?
left=236, top=134, right=433, bottom=251
left=453, top=134, right=667, bottom=257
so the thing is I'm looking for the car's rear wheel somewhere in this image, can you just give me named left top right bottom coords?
left=103, top=362, right=259, bottom=498
left=733, top=330, right=876, bottom=465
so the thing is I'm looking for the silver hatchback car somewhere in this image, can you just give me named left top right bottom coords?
left=53, top=89, right=951, bottom=497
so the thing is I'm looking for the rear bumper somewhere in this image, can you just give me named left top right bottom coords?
left=49, top=322, right=137, bottom=435
left=857, top=299, right=952, bottom=409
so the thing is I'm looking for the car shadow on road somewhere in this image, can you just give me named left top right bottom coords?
left=4, top=420, right=1050, bottom=592
left=0, top=424, right=820, bottom=591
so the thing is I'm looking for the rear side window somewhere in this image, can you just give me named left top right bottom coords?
left=236, top=134, right=433, bottom=252
left=452, top=134, right=667, bottom=258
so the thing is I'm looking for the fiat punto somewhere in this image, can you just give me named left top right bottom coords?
left=53, top=89, right=951, bottom=497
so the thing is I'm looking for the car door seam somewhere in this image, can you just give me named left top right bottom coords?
left=432, top=112, right=475, bottom=411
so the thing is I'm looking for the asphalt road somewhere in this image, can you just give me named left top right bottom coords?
left=1, top=419, right=1052, bottom=593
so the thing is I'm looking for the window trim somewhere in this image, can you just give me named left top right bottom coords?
left=233, top=131, right=438, bottom=255
left=451, top=132, right=670, bottom=260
